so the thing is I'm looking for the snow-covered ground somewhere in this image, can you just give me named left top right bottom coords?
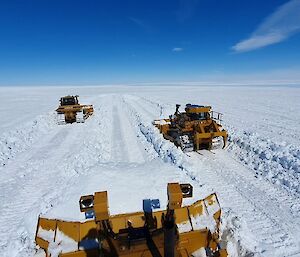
left=0, top=85, right=299, bottom=257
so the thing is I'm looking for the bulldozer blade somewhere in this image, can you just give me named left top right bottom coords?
left=35, top=193, right=225, bottom=257
left=76, top=111, right=85, bottom=123
left=35, top=217, right=98, bottom=257
left=57, top=114, right=66, bottom=125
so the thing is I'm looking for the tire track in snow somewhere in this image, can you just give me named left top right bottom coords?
left=119, top=96, right=152, bottom=163
left=123, top=94, right=300, bottom=257
left=190, top=150, right=300, bottom=256
left=110, top=95, right=146, bottom=163
left=111, top=105, right=129, bottom=162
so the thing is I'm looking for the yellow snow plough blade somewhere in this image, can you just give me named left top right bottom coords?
left=153, top=104, right=228, bottom=151
left=35, top=183, right=227, bottom=257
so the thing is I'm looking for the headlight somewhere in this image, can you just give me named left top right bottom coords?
left=180, top=184, right=193, bottom=198
left=79, top=195, right=94, bottom=212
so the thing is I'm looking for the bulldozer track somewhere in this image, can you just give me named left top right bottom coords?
left=193, top=150, right=300, bottom=256
left=110, top=95, right=148, bottom=164
left=111, top=104, right=130, bottom=162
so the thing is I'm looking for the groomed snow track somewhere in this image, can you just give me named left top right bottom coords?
left=0, top=92, right=299, bottom=257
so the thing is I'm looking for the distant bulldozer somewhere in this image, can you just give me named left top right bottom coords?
left=56, top=95, right=94, bottom=124
left=153, top=104, right=228, bottom=152
left=35, top=182, right=227, bottom=256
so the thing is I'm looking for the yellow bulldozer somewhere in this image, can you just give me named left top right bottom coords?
left=56, top=95, right=94, bottom=124
left=35, top=182, right=227, bottom=257
left=153, top=104, right=228, bottom=152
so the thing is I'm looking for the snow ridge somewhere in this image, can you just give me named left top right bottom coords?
left=227, top=128, right=300, bottom=195
left=122, top=95, right=186, bottom=167
left=0, top=112, right=57, bottom=169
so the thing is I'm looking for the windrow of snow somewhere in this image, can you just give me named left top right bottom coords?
left=0, top=112, right=57, bottom=169
left=122, top=96, right=187, bottom=168
left=227, top=126, right=300, bottom=195
left=221, top=209, right=256, bottom=257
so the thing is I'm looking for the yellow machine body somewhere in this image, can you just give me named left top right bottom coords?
left=35, top=183, right=227, bottom=257
left=153, top=104, right=228, bottom=151
left=56, top=95, right=94, bottom=124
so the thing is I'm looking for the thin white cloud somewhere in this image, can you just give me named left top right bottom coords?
left=172, top=47, right=183, bottom=52
left=128, top=17, right=148, bottom=30
left=232, top=0, right=300, bottom=53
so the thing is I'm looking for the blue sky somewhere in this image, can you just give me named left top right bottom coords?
left=0, top=0, right=300, bottom=85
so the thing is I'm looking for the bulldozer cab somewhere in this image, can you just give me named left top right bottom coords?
left=60, top=95, right=79, bottom=106
left=185, top=104, right=211, bottom=121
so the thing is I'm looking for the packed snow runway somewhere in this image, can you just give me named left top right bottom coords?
left=0, top=85, right=299, bottom=257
